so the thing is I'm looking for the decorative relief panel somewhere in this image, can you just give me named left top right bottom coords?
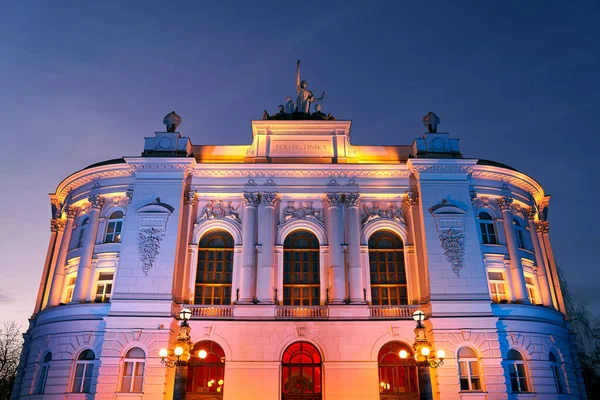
left=283, top=201, right=322, bottom=223
left=361, top=201, right=403, bottom=224
left=430, top=199, right=467, bottom=276
left=136, top=198, right=174, bottom=275
left=198, top=200, right=241, bottom=223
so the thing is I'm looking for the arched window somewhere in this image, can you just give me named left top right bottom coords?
left=549, top=352, right=565, bottom=394
left=378, top=341, right=418, bottom=398
left=105, top=211, right=124, bottom=243
left=187, top=341, right=225, bottom=396
left=478, top=212, right=497, bottom=244
left=283, top=231, right=320, bottom=306
left=75, top=217, right=89, bottom=249
left=507, top=349, right=529, bottom=393
left=282, top=341, right=322, bottom=400
left=35, top=352, right=52, bottom=394
left=72, top=349, right=95, bottom=393
left=457, top=347, right=481, bottom=391
left=513, top=218, right=527, bottom=249
left=121, top=347, right=145, bottom=392
left=368, top=231, right=407, bottom=305
left=195, top=230, right=234, bottom=305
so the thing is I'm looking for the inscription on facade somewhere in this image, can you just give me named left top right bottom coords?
left=270, top=140, right=333, bottom=157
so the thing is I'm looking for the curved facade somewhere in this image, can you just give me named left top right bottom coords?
left=12, top=118, right=586, bottom=399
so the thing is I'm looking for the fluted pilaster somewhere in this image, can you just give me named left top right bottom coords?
left=326, top=193, right=344, bottom=304
left=345, top=193, right=364, bottom=303
left=257, top=192, right=278, bottom=303
left=238, top=192, right=259, bottom=303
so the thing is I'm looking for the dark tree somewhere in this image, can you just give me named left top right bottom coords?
left=0, top=321, right=22, bottom=400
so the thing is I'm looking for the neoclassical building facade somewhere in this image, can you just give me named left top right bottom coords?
left=12, top=112, right=587, bottom=400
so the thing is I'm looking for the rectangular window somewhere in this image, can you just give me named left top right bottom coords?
left=509, top=363, right=529, bottom=392
left=459, top=360, right=481, bottom=391
left=35, top=365, right=49, bottom=394
left=64, top=276, right=76, bottom=303
left=76, top=228, right=86, bottom=248
left=525, top=276, right=537, bottom=304
left=72, top=362, right=93, bottom=393
left=122, top=361, right=145, bottom=392
left=487, top=271, right=507, bottom=303
left=553, top=365, right=565, bottom=393
left=480, top=222, right=497, bottom=244
left=95, top=272, right=114, bottom=302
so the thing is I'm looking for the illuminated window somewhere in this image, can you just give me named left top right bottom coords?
left=105, top=211, right=124, bottom=243
left=369, top=231, right=407, bottom=305
left=457, top=347, right=482, bottom=391
left=64, top=275, right=76, bottom=303
left=282, top=342, right=322, bottom=400
left=35, top=352, right=52, bottom=394
left=187, top=341, right=225, bottom=396
left=95, top=272, right=114, bottom=303
left=283, top=231, right=320, bottom=306
left=195, top=231, right=233, bottom=305
left=487, top=271, right=507, bottom=303
left=549, top=352, right=565, bottom=394
left=378, top=341, right=418, bottom=398
left=524, top=275, right=537, bottom=304
left=121, top=348, right=145, bottom=392
left=72, top=349, right=95, bottom=393
left=75, top=217, right=89, bottom=249
left=507, top=349, right=529, bottom=393
left=478, top=212, right=497, bottom=244
left=514, top=218, right=527, bottom=249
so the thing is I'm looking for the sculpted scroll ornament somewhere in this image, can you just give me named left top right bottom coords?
left=138, top=227, right=166, bottom=275
left=283, top=201, right=322, bottom=223
left=439, top=228, right=465, bottom=276
left=362, top=201, right=403, bottom=224
left=199, top=200, right=241, bottom=223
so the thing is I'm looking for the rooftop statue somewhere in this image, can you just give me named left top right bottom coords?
left=296, top=59, right=325, bottom=114
left=163, top=111, right=181, bottom=132
left=422, top=111, right=440, bottom=133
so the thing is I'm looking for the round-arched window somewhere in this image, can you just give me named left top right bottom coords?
left=377, top=341, right=418, bottom=398
left=283, top=231, right=320, bottom=305
left=368, top=231, right=407, bottom=305
left=195, top=230, right=234, bottom=305
left=187, top=341, right=226, bottom=396
left=282, top=341, right=322, bottom=400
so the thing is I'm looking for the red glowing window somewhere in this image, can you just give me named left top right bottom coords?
left=186, top=341, right=226, bottom=396
left=378, top=341, right=418, bottom=399
left=282, top=341, right=322, bottom=400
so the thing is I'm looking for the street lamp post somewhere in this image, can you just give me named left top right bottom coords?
left=399, top=310, right=445, bottom=400
left=159, top=308, right=217, bottom=400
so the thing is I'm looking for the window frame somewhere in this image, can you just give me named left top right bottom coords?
left=457, top=347, right=482, bottom=392
left=487, top=270, right=508, bottom=303
left=377, top=341, right=419, bottom=398
left=282, top=341, right=322, bottom=400
left=195, top=230, right=234, bottom=305
left=94, top=271, right=114, bottom=303
left=524, top=274, right=537, bottom=304
left=283, top=230, right=321, bottom=306
left=478, top=212, right=498, bottom=245
left=368, top=230, right=407, bottom=306
left=513, top=218, right=527, bottom=249
left=35, top=352, right=52, bottom=394
left=72, top=349, right=95, bottom=393
left=75, top=217, right=89, bottom=249
left=104, top=210, right=124, bottom=243
left=507, top=349, right=530, bottom=393
left=187, top=341, right=226, bottom=396
left=550, top=352, right=566, bottom=394
left=63, top=274, right=77, bottom=303
left=120, top=347, right=145, bottom=393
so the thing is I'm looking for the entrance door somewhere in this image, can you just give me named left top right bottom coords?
left=282, top=342, right=322, bottom=400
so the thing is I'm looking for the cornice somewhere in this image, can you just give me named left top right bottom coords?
left=192, top=165, right=410, bottom=179
left=470, top=165, right=545, bottom=203
left=54, top=164, right=134, bottom=204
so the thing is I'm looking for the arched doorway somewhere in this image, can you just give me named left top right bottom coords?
left=378, top=341, right=418, bottom=399
left=282, top=341, right=322, bottom=400
left=186, top=341, right=226, bottom=399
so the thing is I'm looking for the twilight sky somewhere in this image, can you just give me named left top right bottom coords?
left=1, top=1, right=599, bottom=331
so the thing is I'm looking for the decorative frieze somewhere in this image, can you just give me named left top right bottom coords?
left=283, top=201, right=322, bottom=223
left=199, top=200, right=241, bottom=223
left=361, top=201, right=403, bottom=224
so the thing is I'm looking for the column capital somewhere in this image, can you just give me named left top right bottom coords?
left=326, top=192, right=343, bottom=207
left=344, top=192, right=360, bottom=207
left=536, top=221, right=550, bottom=234
left=184, top=190, right=197, bottom=206
left=65, top=205, right=80, bottom=219
left=125, top=188, right=134, bottom=205
left=51, top=218, right=65, bottom=232
left=261, top=192, right=279, bottom=207
left=407, top=191, right=419, bottom=206
left=525, top=207, right=536, bottom=220
left=88, top=194, right=105, bottom=210
left=496, top=195, right=513, bottom=211
left=243, top=192, right=260, bottom=207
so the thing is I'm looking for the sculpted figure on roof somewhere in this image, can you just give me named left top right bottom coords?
left=296, top=59, right=325, bottom=114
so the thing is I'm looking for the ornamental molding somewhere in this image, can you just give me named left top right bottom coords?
left=192, top=168, right=410, bottom=179
left=199, top=200, right=241, bottom=224
left=409, top=164, right=474, bottom=176
left=361, top=201, right=403, bottom=224
left=55, top=167, right=134, bottom=203
left=283, top=201, right=323, bottom=223
left=136, top=198, right=173, bottom=275
left=471, top=169, right=544, bottom=203
left=132, top=329, right=142, bottom=341
left=430, top=199, right=467, bottom=276
left=130, top=163, right=194, bottom=175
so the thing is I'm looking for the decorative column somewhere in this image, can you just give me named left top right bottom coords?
left=407, top=192, right=425, bottom=302
left=34, top=219, right=63, bottom=312
left=497, top=196, right=528, bottom=303
left=526, top=209, right=552, bottom=306
left=72, top=194, right=104, bottom=303
left=47, top=205, right=79, bottom=307
left=536, top=221, right=566, bottom=313
left=345, top=193, right=364, bottom=304
left=181, top=191, right=197, bottom=302
left=239, top=192, right=259, bottom=303
left=257, top=192, right=278, bottom=303
left=326, top=193, right=344, bottom=304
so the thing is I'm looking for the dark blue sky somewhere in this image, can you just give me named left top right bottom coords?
left=1, top=1, right=598, bottom=329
